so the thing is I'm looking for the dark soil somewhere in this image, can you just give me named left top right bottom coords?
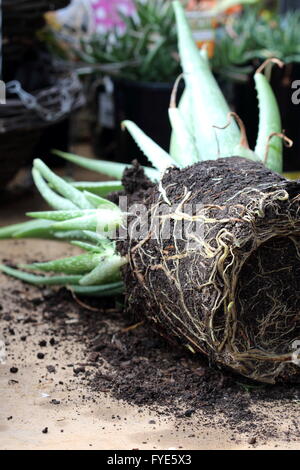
left=1, top=280, right=299, bottom=442
left=2, top=158, right=300, bottom=444
left=122, top=157, right=300, bottom=382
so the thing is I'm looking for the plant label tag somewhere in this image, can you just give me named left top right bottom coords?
left=99, top=92, right=115, bottom=129
left=99, top=77, right=115, bottom=129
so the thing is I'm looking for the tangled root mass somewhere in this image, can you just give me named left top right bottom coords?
left=121, top=157, right=300, bottom=383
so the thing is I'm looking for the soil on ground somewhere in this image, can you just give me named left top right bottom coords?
left=1, top=267, right=299, bottom=446
left=0, top=163, right=299, bottom=449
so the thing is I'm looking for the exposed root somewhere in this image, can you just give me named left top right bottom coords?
left=264, top=132, right=293, bottom=165
left=256, top=58, right=284, bottom=75
left=121, top=321, right=145, bottom=333
left=213, top=112, right=249, bottom=149
left=169, top=73, right=184, bottom=109
left=124, top=157, right=300, bottom=383
left=70, top=290, right=103, bottom=312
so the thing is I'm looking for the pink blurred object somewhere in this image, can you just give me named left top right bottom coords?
left=91, top=0, right=136, bottom=33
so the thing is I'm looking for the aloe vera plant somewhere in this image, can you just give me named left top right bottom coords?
left=1, top=2, right=300, bottom=383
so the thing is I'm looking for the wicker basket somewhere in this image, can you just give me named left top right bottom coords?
left=3, top=0, right=70, bottom=16
left=0, top=129, right=43, bottom=187
left=2, top=1, right=71, bottom=75
left=0, top=70, right=84, bottom=186
left=3, top=1, right=71, bottom=37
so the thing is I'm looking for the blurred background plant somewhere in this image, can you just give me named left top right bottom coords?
left=78, top=0, right=180, bottom=83
left=5, top=0, right=300, bottom=178
left=41, top=1, right=300, bottom=84
left=212, top=6, right=300, bottom=82
left=41, top=0, right=181, bottom=83
left=37, top=0, right=300, bottom=170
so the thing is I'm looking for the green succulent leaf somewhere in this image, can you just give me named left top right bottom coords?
left=254, top=69, right=283, bottom=173
left=21, top=253, right=104, bottom=275
left=122, top=120, right=176, bottom=172
left=34, top=159, right=93, bottom=210
left=173, top=1, right=241, bottom=160
left=0, top=265, right=82, bottom=286
left=79, top=255, right=127, bottom=286
left=53, top=149, right=160, bottom=182
left=32, top=168, right=77, bottom=210
left=68, top=281, right=124, bottom=297
left=72, top=181, right=124, bottom=196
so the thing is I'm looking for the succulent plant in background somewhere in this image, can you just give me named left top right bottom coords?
left=1, top=2, right=299, bottom=384
left=212, top=7, right=300, bottom=81
left=42, top=0, right=300, bottom=84
left=41, top=0, right=183, bottom=163
left=44, top=0, right=181, bottom=83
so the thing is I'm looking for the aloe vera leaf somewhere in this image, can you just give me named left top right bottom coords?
left=70, top=241, right=103, bottom=253
left=173, top=1, right=240, bottom=160
left=79, top=255, right=127, bottom=286
left=53, top=150, right=125, bottom=178
left=82, top=230, right=112, bottom=245
left=0, top=219, right=53, bottom=240
left=52, top=210, right=122, bottom=233
left=52, top=230, right=111, bottom=246
left=142, top=167, right=160, bottom=182
left=52, top=149, right=160, bottom=182
left=254, top=72, right=283, bottom=173
left=21, top=253, right=103, bottom=275
left=13, top=220, right=57, bottom=239
left=72, top=181, right=124, bottom=195
left=83, top=191, right=119, bottom=210
left=68, top=281, right=124, bottom=297
left=33, top=159, right=93, bottom=210
left=72, top=181, right=124, bottom=196
left=52, top=215, right=99, bottom=232
left=0, top=265, right=82, bottom=286
left=233, top=144, right=261, bottom=161
left=71, top=238, right=115, bottom=256
left=26, top=210, right=97, bottom=221
left=53, top=230, right=112, bottom=248
left=32, top=168, right=77, bottom=210
left=200, top=47, right=209, bottom=63
left=169, top=88, right=196, bottom=162
left=80, top=231, right=115, bottom=252
left=122, top=120, right=176, bottom=172
left=168, top=107, right=198, bottom=166
left=53, top=230, right=93, bottom=241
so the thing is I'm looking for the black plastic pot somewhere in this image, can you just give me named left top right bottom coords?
left=280, top=0, right=300, bottom=13
left=219, top=63, right=300, bottom=172
left=227, top=74, right=259, bottom=153
left=114, top=78, right=179, bottom=165
left=93, top=78, right=181, bottom=165
left=271, top=63, right=300, bottom=171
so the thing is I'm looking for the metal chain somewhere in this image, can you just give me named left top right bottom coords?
left=6, top=74, right=79, bottom=122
